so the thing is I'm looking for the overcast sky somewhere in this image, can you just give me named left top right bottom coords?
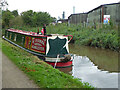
left=7, top=0, right=120, bottom=19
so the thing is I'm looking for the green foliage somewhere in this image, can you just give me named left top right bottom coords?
left=9, top=16, right=24, bottom=27
left=0, top=38, right=2, bottom=49
left=11, top=10, right=18, bottom=17
left=2, top=9, right=56, bottom=29
left=21, top=10, right=35, bottom=26
left=21, top=10, right=54, bottom=27
left=2, top=10, right=15, bottom=28
left=0, top=9, right=2, bottom=29
left=34, top=12, right=52, bottom=26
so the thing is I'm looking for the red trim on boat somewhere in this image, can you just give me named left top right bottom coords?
left=45, top=61, right=72, bottom=68
left=7, top=29, right=51, bottom=37
left=7, top=29, right=73, bottom=38
left=64, top=35, right=73, bottom=42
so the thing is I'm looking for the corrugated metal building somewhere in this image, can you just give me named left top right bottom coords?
left=68, top=3, right=120, bottom=25
left=87, top=3, right=120, bottom=25
left=68, top=13, right=88, bottom=25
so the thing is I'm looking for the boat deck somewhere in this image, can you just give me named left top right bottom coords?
left=8, top=29, right=48, bottom=37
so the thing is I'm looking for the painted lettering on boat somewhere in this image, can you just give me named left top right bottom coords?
left=31, top=38, right=46, bottom=54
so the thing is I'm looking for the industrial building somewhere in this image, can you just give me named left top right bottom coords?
left=68, top=13, right=88, bottom=25
left=67, top=2, right=120, bottom=25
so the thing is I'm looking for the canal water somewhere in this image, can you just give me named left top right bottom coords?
left=59, top=44, right=119, bottom=88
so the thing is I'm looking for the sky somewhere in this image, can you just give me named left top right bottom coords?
left=6, top=0, right=120, bottom=19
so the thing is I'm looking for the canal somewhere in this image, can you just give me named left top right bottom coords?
left=59, top=44, right=119, bottom=88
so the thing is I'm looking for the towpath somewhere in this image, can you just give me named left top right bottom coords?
left=1, top=50, right=39, bottom=88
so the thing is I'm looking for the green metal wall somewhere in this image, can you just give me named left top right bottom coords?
left=69, top=13, right=87, bottom=25
left=87, top=8, right=101, bottom=24
left=68, top=3, right=120, bottom=25
left=87, top=4, right=120, bottom=25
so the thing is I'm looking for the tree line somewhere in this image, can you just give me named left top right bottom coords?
left=2, top=9, right=56, bottom=28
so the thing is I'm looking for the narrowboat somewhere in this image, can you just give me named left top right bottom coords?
left=3, top=29, right=74, bottom=68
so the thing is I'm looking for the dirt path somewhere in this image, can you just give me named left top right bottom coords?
left=1, top=50, right=39, bottom=88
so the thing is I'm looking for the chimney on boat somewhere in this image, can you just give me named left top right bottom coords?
left=37, top=28, right=39, bottom=34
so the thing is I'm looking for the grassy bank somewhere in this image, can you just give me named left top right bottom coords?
left=2, top=39, right=94, bottom=88
left=5, top=23, right=119, bottom=52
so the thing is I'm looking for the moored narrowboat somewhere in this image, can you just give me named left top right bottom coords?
left=3, top=29, right=73, bottom=68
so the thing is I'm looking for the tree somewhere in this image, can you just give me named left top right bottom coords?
left=35, top=12, right=52, bottom=26
left=21, top=10, right=34, bottom=26
left=12, top=10, right=18, bottom=17
left=2, top=10, right=14, bottom=28
left=51, top=17, right=57, bottom=22
left=9, top=16, right=24, bottom=27
left=2, top=9, right=56, bottom=28
left=21, top=10, right=54, bottom=27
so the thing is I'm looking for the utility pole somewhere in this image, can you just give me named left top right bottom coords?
left=73, top=6, right=75, bottom=14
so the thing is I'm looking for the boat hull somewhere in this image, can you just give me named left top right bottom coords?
left=45, top=60, right=72, bottom=68
left=4, top=29, right=73, bottom=68
left=3, top=36, right=73, bottom=68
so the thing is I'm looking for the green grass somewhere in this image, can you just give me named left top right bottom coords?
left=2, top=39, right=94, bottom=88
left=0, top=37, right=2, bottom=49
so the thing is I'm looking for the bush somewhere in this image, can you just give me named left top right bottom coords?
left=46, top=23, right=119, bottom=52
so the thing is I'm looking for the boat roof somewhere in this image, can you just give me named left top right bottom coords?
left=7, top=29, right=67, bottom=37
left=7, top=29, right=51, bottom=37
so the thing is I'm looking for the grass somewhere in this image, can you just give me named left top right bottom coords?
left=0, top=38, right=2, bottom=49
left=2, top=39, right=94, bottom=88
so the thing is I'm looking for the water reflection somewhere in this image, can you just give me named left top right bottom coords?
left=69, top=44, right=119, bottom=73
left=73, top=55, right=118, bottom=88
left=57, top=44, right=119, bottom=88
left=57, top=67, right=72, bottom=75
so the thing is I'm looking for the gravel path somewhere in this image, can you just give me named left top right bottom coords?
left=1, top=50, right=39, bottom=88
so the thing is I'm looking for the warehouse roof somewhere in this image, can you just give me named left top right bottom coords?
left=87, top=2, right=120, bottom=13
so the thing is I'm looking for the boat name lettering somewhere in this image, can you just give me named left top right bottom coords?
left=31, top=38, right=46, bottom=53
left=34, top=43, right=42, bottom=46
left=34, top=39, right=44, bottom=45
left=32, top=45, right=44, bottom=51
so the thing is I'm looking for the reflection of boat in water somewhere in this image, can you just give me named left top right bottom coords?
left=57, top=66, right=72, bottom=74
left=3, top=29, right=73, bottom=68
